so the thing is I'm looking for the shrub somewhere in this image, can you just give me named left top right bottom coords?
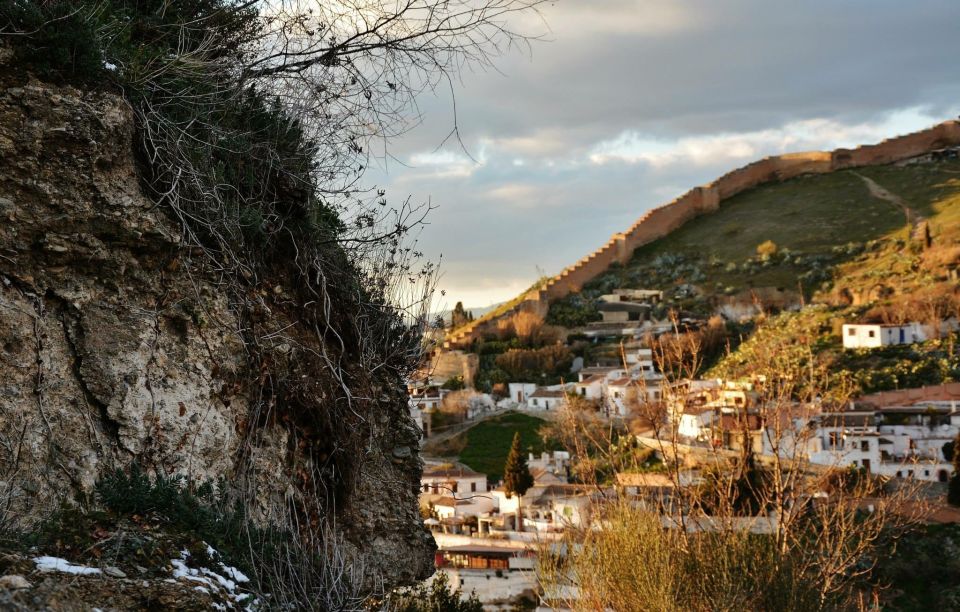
left=441, top=375, right=465, bottom=391
left=95, top=464, right=252, bottom=568
left=546, top=294, right=601, bottom=328
left=495, top=344, right=574, bottom=384
left=756, top=239, right=778, bottom=257
left=385, top=571, right=483, bottom=612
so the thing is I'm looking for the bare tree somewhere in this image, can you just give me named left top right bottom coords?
left=539, top=317, right=930, bottom=610
left=2, top=0, right=548, bottom=605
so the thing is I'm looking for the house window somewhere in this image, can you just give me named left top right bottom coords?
left=451, top=482, right=458, bottom=493
left=532, top=399, right=538, bottom=406
left=471, top=482, right=477, bottom=493
left=847, top=328, right=856, bottom=336
left=868, top=330, right=876, bottom=338
left=580, top=388, right=586, bottom=396
left=860, top=440, right=870, bottom=452
left=828, top=432, right=840, bottom=448
left=896, top=471, right=902, bottom=477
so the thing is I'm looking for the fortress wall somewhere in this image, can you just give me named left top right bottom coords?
left=541, top=239, right=624, bottom=300
left=444, top=121, right=960, bottom=349
left=833, top=120, right=960, bottom=168
left=711, top=153, right=834, bottom=200
left=621, top=189, right=707, bottom=253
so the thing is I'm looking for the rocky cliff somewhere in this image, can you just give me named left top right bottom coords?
left=0, top=64, right=434, bottom=600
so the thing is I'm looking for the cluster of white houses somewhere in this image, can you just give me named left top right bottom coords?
left=419, top=453, right=581, bottom=610
left=671, top=382, right=960, bottom=482
left=415, top=385, right=960, bottom=609
left=420, top=452, right=578, bottom=534
left=509, top=347, right=664, bottom=417
left=408, top=306, right=960, bottom=608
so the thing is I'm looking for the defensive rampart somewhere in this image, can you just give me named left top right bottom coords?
left=445, top=121, right=960, bottom=348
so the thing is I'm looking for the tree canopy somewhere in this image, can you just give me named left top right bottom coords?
left=503, top=432, right=534, bottom=497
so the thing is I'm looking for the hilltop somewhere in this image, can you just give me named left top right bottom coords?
left=434, top=124, right=960, bottom=399
left=444, top=121, right=960, bottom=350
left=551, top=157, right=960, bottom=322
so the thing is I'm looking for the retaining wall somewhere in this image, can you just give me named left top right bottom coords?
left=858, top=382, right=960, bottom=408
left=445, top=121, right=960, bottom=348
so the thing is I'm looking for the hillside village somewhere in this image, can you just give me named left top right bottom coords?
left=404, top=129, right=960, bottom=609
left=6, top=2, right=960, bottom=611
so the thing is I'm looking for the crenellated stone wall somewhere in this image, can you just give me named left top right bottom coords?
left=445, top=121, right=960, bottom=348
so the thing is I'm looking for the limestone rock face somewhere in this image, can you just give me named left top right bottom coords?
left=0, top=73, right=434, bottom=588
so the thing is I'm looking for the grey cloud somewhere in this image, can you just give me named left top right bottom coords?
left=362, top=0, right=960, bottom=304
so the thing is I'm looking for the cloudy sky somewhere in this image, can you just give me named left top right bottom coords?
left=365, top=0, right=960, bottom=310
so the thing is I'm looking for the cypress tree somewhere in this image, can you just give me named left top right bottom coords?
left=503, top=432, right=534, bottom=531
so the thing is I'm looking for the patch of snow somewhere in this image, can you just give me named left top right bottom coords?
left=220, top=564, right=249, bottom=584
left=204, top=543, right=249, bottom=584
left=170, top=548, right=255, bottom=610
left=33, top=556, right=101, bottom=576
left=171, top=558, right=216, bottom=590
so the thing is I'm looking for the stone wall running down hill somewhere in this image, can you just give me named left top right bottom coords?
left=445, top=120, right=960, bottom=348
left=0, top=74, right=434, bottom=587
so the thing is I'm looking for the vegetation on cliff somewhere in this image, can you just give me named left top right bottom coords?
left=0, top=0, right=546, bottom=606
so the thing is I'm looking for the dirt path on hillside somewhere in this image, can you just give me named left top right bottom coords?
left=854, top=172, right=922, bottom=228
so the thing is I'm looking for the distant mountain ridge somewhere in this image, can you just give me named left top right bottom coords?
left=431, top=301, right=505, bottom=323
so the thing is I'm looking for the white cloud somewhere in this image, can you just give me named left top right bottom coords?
left=407, top=149, right=484, bottom=178
left=436, top=277, right=536, bottom=310
left=587, top=107, right=960, bottom=169
left=364, top=0, right=960, bottom=305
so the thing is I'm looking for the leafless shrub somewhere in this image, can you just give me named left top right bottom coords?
left=540, top=319, right=930, bottom=610
left=3, top=0, right=548, bottom=604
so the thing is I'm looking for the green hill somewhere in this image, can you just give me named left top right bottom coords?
left=428, top=412, right=552, bottom=482
left=547, top=158, right=960, bottom=395
left=548, top=159, right=960, bottom=322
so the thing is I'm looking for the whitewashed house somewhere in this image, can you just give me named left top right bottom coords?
left=677, top=407, right=717, bottom=440
left=528, top=387, right=567, bottom=411
left=577, top=366, right=622, bottom=381
left=528, top=451, right=570, bottom=480
left=842, top=322, right=925, bottom=349
left=806, top=408, right=955, bottom=482
left=508, top=382, right=538, bottom=404
left=422, top=465, right=488, bottom=495
left=407, top=383, right=444, bottom=411
left=574, top=374, right=606, bottom=400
